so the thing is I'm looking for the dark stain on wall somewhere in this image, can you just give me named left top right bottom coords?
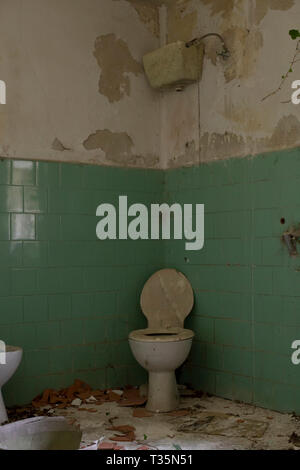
left=93, top=33, right=143, bottom=103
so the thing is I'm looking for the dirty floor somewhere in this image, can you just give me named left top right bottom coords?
left=52, top=394, right=300, bottom=450
left=5, top=381, right=300, bottom=451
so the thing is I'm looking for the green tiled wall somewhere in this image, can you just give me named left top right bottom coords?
left=2, top=148, right=300, bottom=414
left=165, top=148, right=300, bottom=413
left=0, top=159, right=164, bottom=405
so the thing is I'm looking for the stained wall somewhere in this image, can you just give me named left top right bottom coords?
left=160, top=0, right=300, bottom=167
left=0, top=0, right=161, bottom=168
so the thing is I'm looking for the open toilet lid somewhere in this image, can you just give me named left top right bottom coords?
left=140, top=269, right=194, bottom=329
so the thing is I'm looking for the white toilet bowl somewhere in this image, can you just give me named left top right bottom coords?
left=129, top=269, right=194, bottom=413
left=0, top=346, right=23, bottom=424
left=129, top=327, right=194, bottom=412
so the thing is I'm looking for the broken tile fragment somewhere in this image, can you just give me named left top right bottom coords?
left=133, top=408, right=154, bottom=418
left=71, top=398, right=82, bottom=407
left=108, top=425, right=136, bottom=442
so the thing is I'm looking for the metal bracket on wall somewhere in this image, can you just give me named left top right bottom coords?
left=282, top=229, right=300, bottom=256
left=186, top=33, right=230, bottom=60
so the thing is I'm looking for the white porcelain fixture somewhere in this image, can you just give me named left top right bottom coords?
left=0, top=346, right=23, bottom=424
left=129, top=269, right=194, bottom=413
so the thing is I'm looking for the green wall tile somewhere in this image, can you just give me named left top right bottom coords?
left=84, top=318, right=108, bottom=343
left=273, top=267, right=300, bottom=296
left=112, top=341, right=136, bottom=366
left=12, top=161, right=36, bottom=186
left=232, top=375, right=253, bottom=403
left=11, top=323, right=37, bottom=350
left=60, top=215, right=97, bottom=241
left=188, top=341, right=206, bottom=366
left=37, top=268, right=62, bottom=294
left=0, top=297, right=23, bottom=324
left=36, top=162, right=59, bottom=187
left=48, top=188, right=94, bottom=215
left=215, top=319, right=252, bottom=348
left=191, top=367, right=216, bottom=394
left=24, top=349, right=50, bottom=376
left=36, top=322, right=61, bottom=348
left=61, top=163, right=84, bottom=188
left=252, top=267, right=273, bottom=294
left=0, top=214, right=10, bottom=240
left=24, top=187, right=47, bottom=213
left=23, top=242, right=48, bottom=267
left=223, top=346, right=252, bottom=376
left=61, top=319, right=84, bottom=345
left=215, top=371, right=233, bottom=400
left=253, top=295, right=283, bottom=324
left=205, top=343, right=223, bottom=370
left=95, top=342, right=112, bottom=369
left=71, top=293, right=93, bottom=319
left=188, top=316, right=214, bottom=343
left=93, top=292, right=117, bottom=316
left=271, top=382, right=300, bottom=414
left=59, top=267, right=84, bottom=292
left=48, top=294, right=71, bottom=320
left=24, top=295, right=48, bottom=322
left=106, top=366, right=128, bottom=389
left=36, top=214, right=60, bottom=240
left=253, top=378, right=275, bottom=410
left=11, top=214, right=35, bottom=240
left=0, top=241, right=22, bottom=266
left=49, top=348, right=73, bottom=373
left=0, top=269, right=11, bottom=296
left=72, top=344, right=96, bottom=371
left=0, top=159, right=11, bottom=185
left=0, top=186, right=23, bottom=212
left=12, top=269, right=37, bottom=295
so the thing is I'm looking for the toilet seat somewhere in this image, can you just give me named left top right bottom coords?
left=129, top=327, right=194, bottom=343
left=139, top=268, right=194, bottom=330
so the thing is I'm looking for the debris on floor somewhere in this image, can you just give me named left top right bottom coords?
left=31, top=379, right=146, bottom=410
left=177, top=412, right=268, bottom=439
left=289, top=432, right=300, bottom=447
left=63, top=394, right=300, bottom=450
left=133, top=409, right=154, bottom=418
left=108, top=425, right=136, bottom=442
left=5, top=382, right=300, bottom=450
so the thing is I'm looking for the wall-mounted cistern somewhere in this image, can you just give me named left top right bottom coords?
left=143, top=32, right=230, bottom=92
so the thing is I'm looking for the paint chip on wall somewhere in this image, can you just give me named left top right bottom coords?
left=93, top=33, right=143, bottom=103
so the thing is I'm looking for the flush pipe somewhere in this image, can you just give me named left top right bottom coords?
left=186, top=33, right=230, bottom=59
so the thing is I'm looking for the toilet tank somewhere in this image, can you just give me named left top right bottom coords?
left=143, top=41, right=204, bottom=91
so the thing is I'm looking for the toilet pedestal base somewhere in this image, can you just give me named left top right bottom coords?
left=0, top=388, right=8, bottom=424
left=146, top=371, right=179, bottom=413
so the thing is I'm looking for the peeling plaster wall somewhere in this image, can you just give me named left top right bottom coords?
left=2, top=0, right=300, bottom=170
left=0, top=0, right=160, bottom=168
left=160, top=0, right=300, bottom=168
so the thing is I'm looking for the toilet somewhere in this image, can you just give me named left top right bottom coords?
left=129, top=268, right=194, bottom=413
left=0, top=345, right=23, bottom=424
